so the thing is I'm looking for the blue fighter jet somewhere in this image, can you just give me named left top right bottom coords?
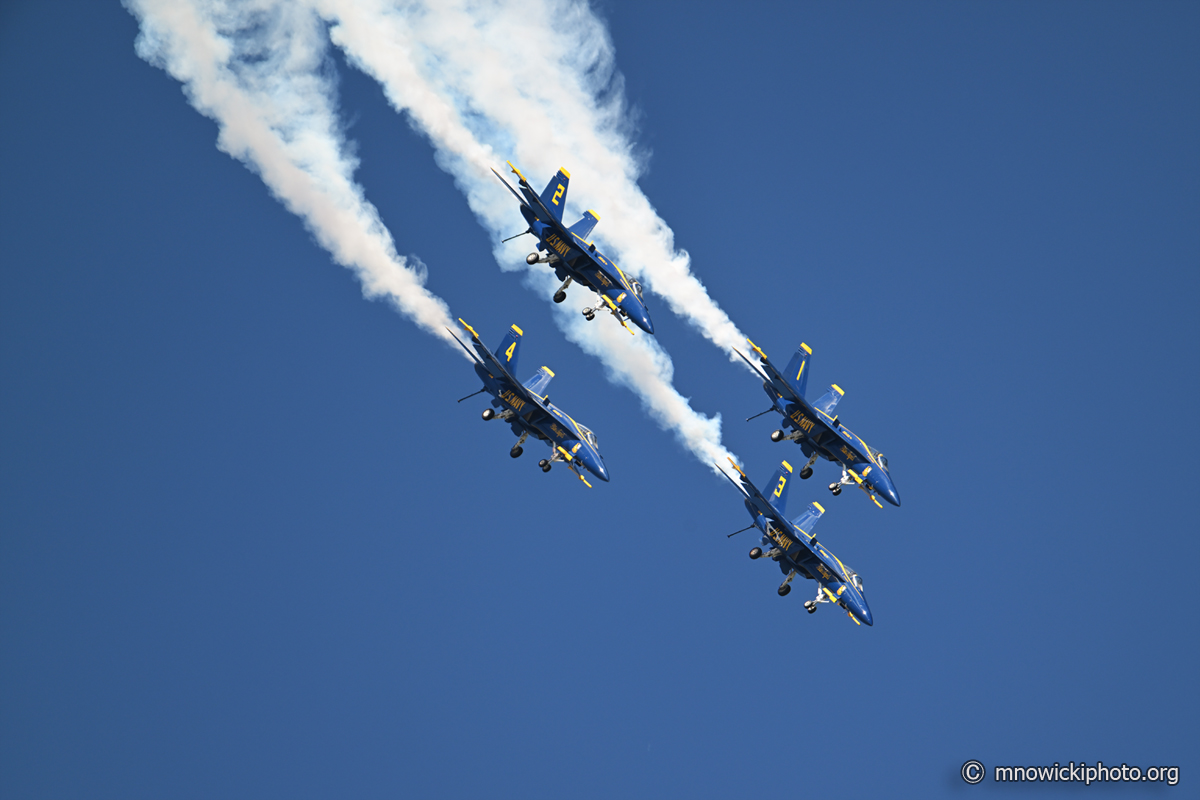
left=721, top=459, right=873, bottom=626
left=449, top=319, right=609, bottom=487
left=735, top=338, right=900, bottom=509
left=492, top=162, right=654, bottom=335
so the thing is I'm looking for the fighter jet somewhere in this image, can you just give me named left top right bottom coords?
left=492, top=162, right=654, bottom=335
left=449, top=319, right=609, bottom=487
left=721, top=458, right=873, bottom=626
left=736, top=338, right=900, bottom=509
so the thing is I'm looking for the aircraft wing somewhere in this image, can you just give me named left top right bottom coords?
left=487, top=167, right=530, bottom=209
left=734, top=343, right=806, bottom=408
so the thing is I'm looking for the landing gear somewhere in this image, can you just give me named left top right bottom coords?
left=800, top=467, right=813, bottom=479
left=582, top=309, right=595, bottom=321
left=510, top=431, right=528, bottom=459
left=481, top=408, right=495, bottom=421
left=552, top=277, right=572, bottom=304
left=829, top=465, right=854, bottom=497
left=749, top=547, right=763, bottom=560
left=829, top=484, right=842, bottom=496
left=803, top=600, right=817, bottom=614
left=538, top=459, right=552, bottom=473
left=777, top=569, right=797, bottom=597
left=777, top=584, right=792, bottom=597
left=770, top=430, right=785, bottom=443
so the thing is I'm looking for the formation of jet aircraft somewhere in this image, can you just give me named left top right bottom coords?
left=447, top=162, right=899, bottom=627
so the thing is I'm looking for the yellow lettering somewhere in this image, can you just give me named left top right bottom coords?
left=773, top=476, right=787, bottom=497
left=552, top=184, right=564, bottom=205
left=504, top=342, right=516, bottom=361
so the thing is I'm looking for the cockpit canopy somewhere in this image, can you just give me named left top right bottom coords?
left=578, top=424, right=599, bottom=450
left=865, top=443, right=890, bottom=473
left=630, top=279, right=644, bottom=301
left=847, top=570, right=864, bottom=592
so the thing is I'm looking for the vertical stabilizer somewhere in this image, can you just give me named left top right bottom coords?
left=782, top=343, right=812, bottom=399
left=538, top=168, right=571, bottom=223
left=765, top=460, right=794, bottom=517
left=493, top=324, right=524, bottom=376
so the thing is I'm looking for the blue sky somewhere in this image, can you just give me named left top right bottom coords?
left=2, top=2, right=1197, bottom=797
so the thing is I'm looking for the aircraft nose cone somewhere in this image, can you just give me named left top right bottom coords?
left=630, top=308, right=654, bottom=334
left=857, top=606, right=874, bottom=626
left=589, top=457, right=610, bottom=482
left=882, top=484, right=901, bottom=507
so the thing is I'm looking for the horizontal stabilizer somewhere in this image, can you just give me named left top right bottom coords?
left=791, top=501, right=826, bottom=536
left=567, top=209, right=600, bottom=240
left=538, top=168, right=571, bottom=223
left=523, top=366, right=554, bottom=398
left=812, top=384, right=845, bottom=416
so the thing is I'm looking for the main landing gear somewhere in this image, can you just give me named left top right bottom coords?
left=482, top=408, right=495, bottom=421
left=799, top=451, right=818, bottom=480
left=777, top=569, right=797, bottom=597
left=510, top=431, right=528, bottom=458
left=749, top=547, right=763, bottom=559
left=552, top=276, right=573, bottom=304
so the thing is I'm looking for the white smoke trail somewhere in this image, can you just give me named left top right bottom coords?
left=124, top=0, right=462, bottom=350
left=312, top=0, right=744, bottom=468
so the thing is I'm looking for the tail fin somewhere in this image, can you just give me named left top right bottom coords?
left=493, top=324, right=524, bottom=375
left=782, top=343, right=812, bottom=399
left=567, top=210, right=600, bottom=240
left=765, top=460, right=794, bottom=517
left=538, top=168, right=571, bottom=223
left=811, top=384, right=845, bottom=417
left=523, top=366, right=554, bottom=398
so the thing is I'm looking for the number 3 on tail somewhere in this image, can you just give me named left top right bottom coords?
left=552, top=184, right=564, bottom=205
left=774, top=477, right=787, bottom=497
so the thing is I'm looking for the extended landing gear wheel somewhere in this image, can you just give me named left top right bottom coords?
left=749, top=547, right=763, bottom=560
left=777, top=584, right=792, bottom=597
left=831, top=486, right=842, bottom=496
left=510, top=446, right=523, bottom=458
left=770, top=430, right=785, bottom=443
left=553, top=290, right=566, bottom=304
left=481, top=408, right=495, bottom=421
left=799, top=466, right=813, bottom=480
left=583, top=310, right=595, bottom=321
left=804, top=601, right=817, bottom=614
left=538, top=459, right=551, bottom=472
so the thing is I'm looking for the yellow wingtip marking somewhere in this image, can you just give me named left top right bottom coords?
left=801, top=342, right=812, bottom=355
left=726, top=457, right=746, bottom=477
left=832, top=384, right=844, bottom=395
left=510, top=324, right=523, bottom=335
left=559, top=167, right=571, bottom=179
left=588, top=209, right=600, bottom=220
left=746, top=338, right=767, bottom=360
left=458, top=318, right=480, bottom=340
left=813, top=502, right=825, bottom=513
left=781, top=461, right=793, bottom=473
left=507, top=161, right=528, bottom=183
left=542, top=366, right=554, bottom=377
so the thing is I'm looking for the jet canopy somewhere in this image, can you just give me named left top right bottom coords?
left=865, top=443, right=889, bottom=472
left=578, top=423, right=599, bottom=450
left=629, top=279, right=644, bottom=301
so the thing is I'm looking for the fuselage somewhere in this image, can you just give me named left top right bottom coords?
left=475, top=362, right=609, bottom=482
left=770, top=390, right=900, bottom=507
left=523, top=212, right=654, bottom=334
